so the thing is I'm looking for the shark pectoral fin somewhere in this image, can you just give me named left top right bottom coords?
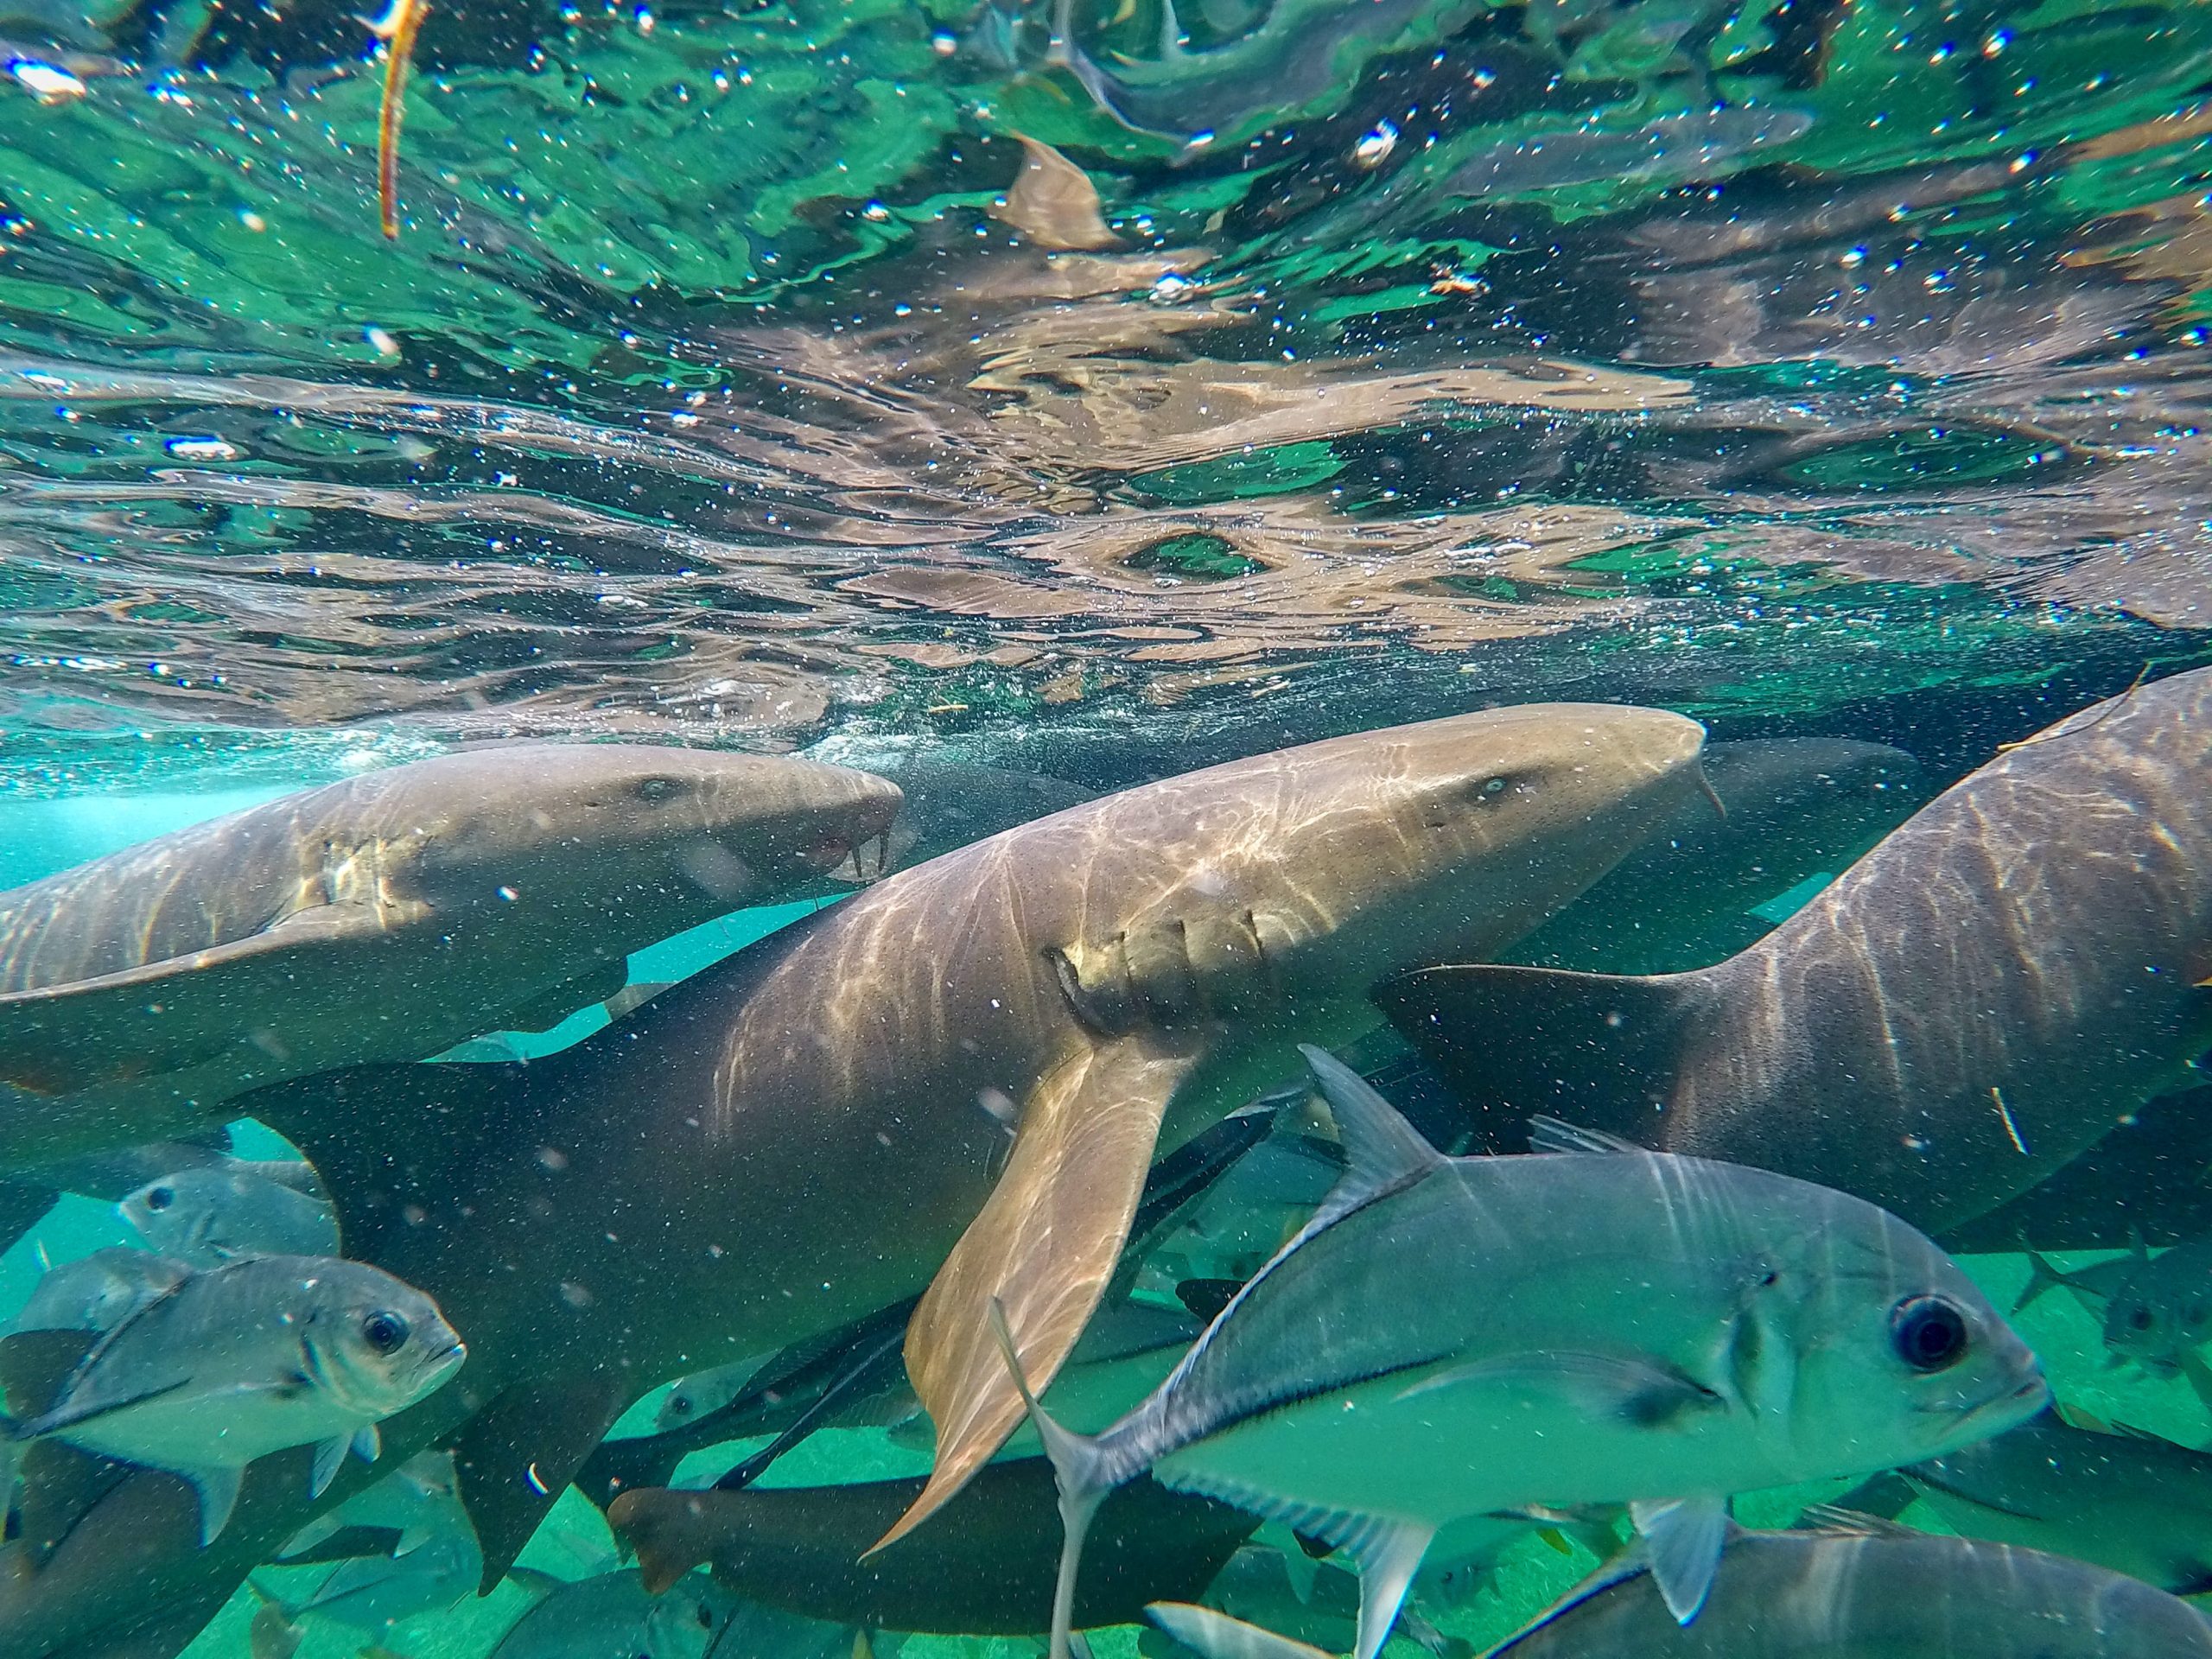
left=452, top=1373, right=631, bottom=1591
left=1630, top=1495, right=1728, bottom=1625
left=0, top=906, right=378, bottom=1096
left=309, top=1435, right=350, bottom=1500
left=184, top=1462, right=245, bottom=1545
left=1147, top=1604, right=1333, bottom=1659
left=606, top=1488, right=712, bottom=1597
left=1370, top=964, right=1701, bottom=1154
left=879, top=1035, right=1198, bottom=1552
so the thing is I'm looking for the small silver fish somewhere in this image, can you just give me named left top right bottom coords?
left=259, top=1449, right=483, bottom=1633
left=1904, top=1413, right=2212, bottom=1595
left=13, top=1245, right=189, bottom=1334
left=1478, top=1521, right=2212, bottom=1656
left=653, top=1356, right=771, bottom=1433
left=5, top=1253, right=464, bottom=1543
left=2019, top=1235, right=2212, bottom=1395
left=120, top=1161, right=340, bottom=1265
left=1015, top=1047, right=2046, bottom=1659
left=490, top=1568, right=736, bottom=1659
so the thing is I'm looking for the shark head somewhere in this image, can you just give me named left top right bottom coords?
left=403, top=745, right=905, bottom=921
left=1050, top=703, right=1708, bottom=1035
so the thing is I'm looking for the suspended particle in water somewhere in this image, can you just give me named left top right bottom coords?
left=1355, top=119, right=1399, bottom=166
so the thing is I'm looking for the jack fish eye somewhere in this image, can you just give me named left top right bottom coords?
left=2125, top=1304, right=2156, bottom=1332
left=1891, top=1295, right=1969, bottom=1372
left=143, top=1185, right=174, bottom=1211
left=361, top=1311, right=411, bottom=1354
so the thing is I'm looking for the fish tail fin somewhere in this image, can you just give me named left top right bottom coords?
left=1373, top=964, right=1705, bottom=1153
left=988, top=1299, right=1113, bottom=1659
left=2013, top=1251, right=2071, bottom=1313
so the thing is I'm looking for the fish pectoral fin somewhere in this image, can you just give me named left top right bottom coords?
left=352, top=1422, right=382, bottom=1465
left=1146, top=1603, right=1333, bottom=1659
left=184, top=1461, right=245, bottom=1545
left=12, top=1371, right=195, bottom=1440
left=1629, top=1495, right=1728, bottom=1625
left=1252, top=1522, right=1320, bottom=1604
left=879, top=1033, right=1199, bottom=1552
left=1394, top=1351, right=1725, bottom=1431
left=309, top=1434, right=350, bottom=1500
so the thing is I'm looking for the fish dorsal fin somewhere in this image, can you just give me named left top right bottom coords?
left=1796, top=1503, right=1917, bottom=1540
left=877, top=1033, right=1200, bottom=1553
left=1297, top=1046, right=1443, bottom=1224
left=1628, top=1496, right=1727, bottom=1625
left=1479, top=1549, right=1669, bottom=1658
left=1528, top=1116, right=1647, bottom=1155
left=1373, top=965, right=1704, bottom=1156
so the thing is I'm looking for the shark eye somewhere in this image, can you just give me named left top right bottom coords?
left=143, top=1185, right=175, bottom=1211
left=1891, top=1296, right=1968, bottom=1372
left=361, top=1311, right=410, bottom=1355
left=668, top=1394, right=693, bottom=1415
left=634, top=776, right=684, bottom=804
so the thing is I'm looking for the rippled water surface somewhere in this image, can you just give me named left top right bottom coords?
left=0, top=0, right=2209, bottom=779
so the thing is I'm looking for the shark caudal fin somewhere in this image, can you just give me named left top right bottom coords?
left=1371, top=965, right=1707, bottom=1154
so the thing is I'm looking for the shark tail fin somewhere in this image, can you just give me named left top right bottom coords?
left=1372, top=964, right=1704, bottom=1153
left=2013, top=1251, right=2074, bottom=1314
left=988, top=1299, right=1116, bottom=1659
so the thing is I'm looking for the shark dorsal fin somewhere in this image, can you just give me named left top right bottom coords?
left=1298, top=1046, right=1442, bottom=1212
left=1529, top=1116, right=1649, bottom=1155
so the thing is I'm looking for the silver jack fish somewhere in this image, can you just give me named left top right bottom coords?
left=1904, top=1412, right=2212, bottom=1596
left=2018, top=1233, right=2212, bottom=1394
left=120, top=1161, right=340, bottom=1265
left=3, top=1253, right=464, bottom=1544
left=1476, top=1518, right=2212, bottom=1656
left=1012, top=1048, right=2045, bottom=1659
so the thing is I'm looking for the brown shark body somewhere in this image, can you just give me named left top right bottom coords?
left=0, top=705, right=1705, bottom=1656
left=0, top=746, right=903, bottom=1169
left=1380, top=667, right=2212, bottom=1232
left=608, top=1461, right=1254, bottom=1632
